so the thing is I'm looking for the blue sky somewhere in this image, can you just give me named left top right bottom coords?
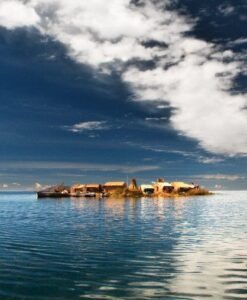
left=0, top=0, right=247, bottom=190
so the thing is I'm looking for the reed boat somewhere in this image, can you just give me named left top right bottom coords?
left=37, top=184, right=69, bottom=199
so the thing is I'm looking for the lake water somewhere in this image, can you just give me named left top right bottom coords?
left=0, top=192, right=246, bottom=299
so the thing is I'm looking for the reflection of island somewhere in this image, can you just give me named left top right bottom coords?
left=37, top=178, right=211, bottom=199
left=69, top=196, right=187, bottom=299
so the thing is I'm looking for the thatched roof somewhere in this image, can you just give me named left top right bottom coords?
left=71, top=184, right=85, bottom=189
left=140, top=184, right=154, bottom=190
left=86, top=184, right=101, bottom=188
left=42, top=184, right=66, bottom=192
left=104, top=182, right=126, bottom=187
left=154, top=182, right=172, bottom=187
left=171, top=182, right=195, bottom=189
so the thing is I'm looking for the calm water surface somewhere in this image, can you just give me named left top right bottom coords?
left=0, top=191, right=246, bottom=299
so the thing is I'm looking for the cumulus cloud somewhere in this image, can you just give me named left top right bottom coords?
left=0, top=0, right=246, bottom=155
left=65, top=121, right=108, bottom=133
left=0, top=0, right=40, bottom=29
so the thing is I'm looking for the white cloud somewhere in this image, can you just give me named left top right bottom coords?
left=1, top=161, right=160, bottom=174
left=123, top=56, right=247, bottom=155
left=214, top=184, right=223, bottom=189
left=138, top=143, right=224, bottom=164
left=194, top=174, right=246, bottom=181
left=0, top=0, right=40, bottom=29
left=229, top=38, right=247, bottom=46
left=35, top=182, right=42, bottom=189
left=0, top=0, right=246, bottom=155
left=65, top=121, right=108, bottom=133
left=34, top=182, right=50, bottom=190
left=218, top=5, right=235, bottom=16
left=157, top=104, right=170, bottom=109
left=0, top=182, right=23, bottom=189
left=197, top=157, right=224, bottom=164
left=145, top=117, right=167, bottom=121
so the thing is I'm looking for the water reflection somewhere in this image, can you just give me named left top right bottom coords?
left=0, top=192, right=246, bottom=299
left=165, top=193, right=247, bottom=299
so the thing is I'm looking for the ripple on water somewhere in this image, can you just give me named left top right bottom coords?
left=0, top=192, right=246, bottom=299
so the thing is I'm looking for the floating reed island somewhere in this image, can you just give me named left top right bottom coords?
left=37, top=178, right=212, bottom=199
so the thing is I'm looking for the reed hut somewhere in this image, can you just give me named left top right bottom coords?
left=140, top=184, right=155, bottom=196
left=70, top=184, right=86, bottom=194
left=171, top=182, right=195, bottom=193
left=103, top=182, right=127, bottom=195
left=153, top=181, right=174, bottom=194
left=85, top=184, right=102, bottom=193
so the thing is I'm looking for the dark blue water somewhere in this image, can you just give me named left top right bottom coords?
left=0, top=192, right=246, bottom=299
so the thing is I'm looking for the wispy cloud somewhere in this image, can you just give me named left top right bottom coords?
left=145, top=117, right=168, bottom=121
left=65, top=121, right=109, bottom=133
left=1, top=184, right=9, bottom=189
left=197, top=157, right=224, bottom=164
left=131, top=143, right=225, bottom=164
left=0, top=0, right=246, bottom=155
left=157, top=105, right=170, bottom=109
left=34, top=182, right=51, bottom=190
left=218, top=5, right=235, bottom=16
left=192, top=174, right=246, bottom=181
left=0, top=182, right=21, bottom=189
left=136, top=144, right=196, bottom=157
left=12, top=182, right=21, bottom=186
left=229, top=38, right=247, bottom=46
left=0, top=161, right=160, bottom=174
